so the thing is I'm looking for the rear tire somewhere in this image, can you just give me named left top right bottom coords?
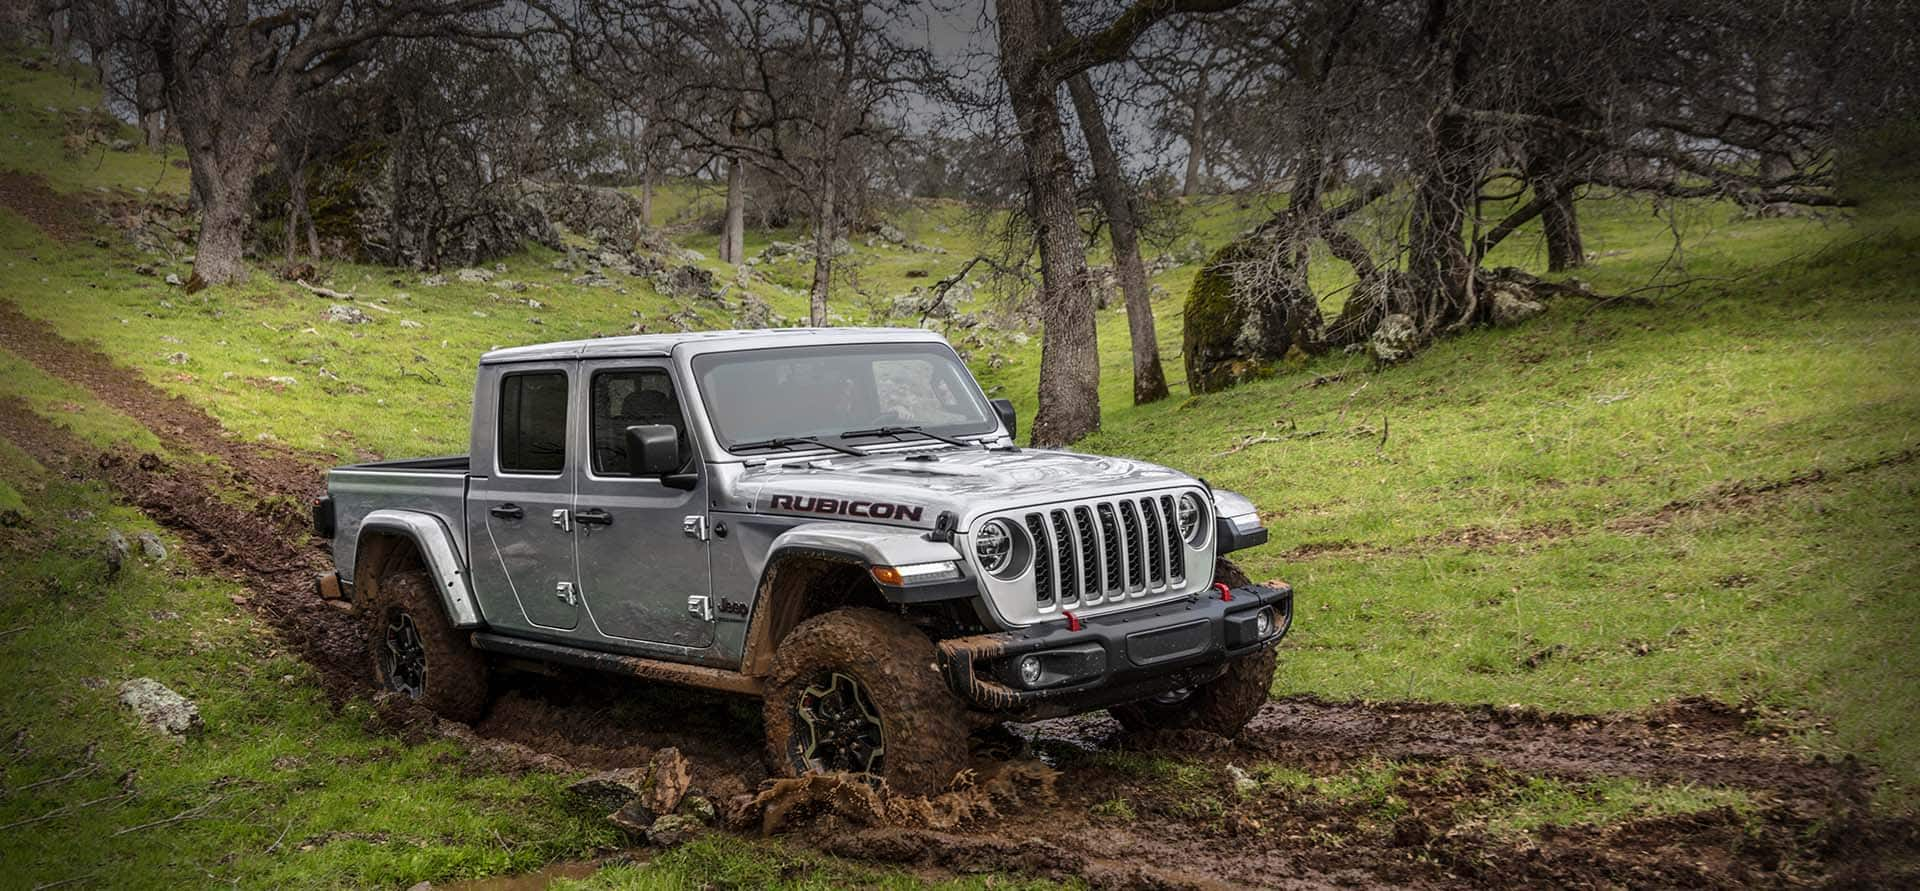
left=363, top=569, right=489, bottom=723
left=763, top=608, right=969, bottom=795
left=1110, top=557, right=1274, bottom=737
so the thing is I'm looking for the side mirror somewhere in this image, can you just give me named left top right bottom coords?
left=624, top=424, right=683, bottom=477
left=990, top=398, right=1017, bottom=441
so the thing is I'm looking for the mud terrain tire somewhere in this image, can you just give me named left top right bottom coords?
left=1110, top=558, right=1274, bottom=737
left=363, top=569, right=489, bottom=723
left=763, top=607, right=969, bottom=795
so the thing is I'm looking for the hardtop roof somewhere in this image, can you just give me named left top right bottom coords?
left=477, top=327, right=945, bottom=365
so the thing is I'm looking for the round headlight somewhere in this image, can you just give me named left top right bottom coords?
left=1177, top=493, right=1207, bottom=546
left=975, top=518, right=1023, bottom=578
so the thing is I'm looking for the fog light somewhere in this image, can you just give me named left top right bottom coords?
left=1018, top=655, right=1044, bottom=687
left=1256, top=607, right=1276, bottom=638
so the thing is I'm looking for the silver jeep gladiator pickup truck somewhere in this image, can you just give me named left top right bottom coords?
left=316, top=328, right=1292, bottom=792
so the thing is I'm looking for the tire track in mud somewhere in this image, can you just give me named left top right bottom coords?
left=3, top=324, right=1916, bottom=888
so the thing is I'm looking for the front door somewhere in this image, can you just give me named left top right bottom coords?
left=571, top=360, right=714, bottom=648
left=467, top=363, right=580, bottom=631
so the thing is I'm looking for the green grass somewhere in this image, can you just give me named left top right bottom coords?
left=1468, top=776, right=1755, bottom=837
left=0, top=413, right=621, bottom=888
left=0, top=43, right=190, bottom=196
left=554, top=836, right=1062, bottom=890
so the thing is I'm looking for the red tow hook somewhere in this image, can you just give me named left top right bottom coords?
left=1064, top=610, right=1082, bottom=631
left=1213, top=582, right=1233, bottom=602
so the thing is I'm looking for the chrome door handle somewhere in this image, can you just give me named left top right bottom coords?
left=551, top=509, right=571, bottom=532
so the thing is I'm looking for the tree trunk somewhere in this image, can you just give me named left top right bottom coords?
left=48, top=7, right=69, bottom=58
left=137, top=73, right=166, bottom=152
left=1065, top=72, right=1167, bottom=404
left=284, top=160, right=310, bottom=263
left=998, top=0, right=1099, bottom=446
left=720, top=157, right=745, bottom=265
left=192, top=155, right=255, bottom=286
left=1182, top=69, right=1208, bottom=198
left=638, top=168, right=654, bottom=230
left=1538, top=180, right=1583, bottom=271
left=808, top=176, right=836, bottom=327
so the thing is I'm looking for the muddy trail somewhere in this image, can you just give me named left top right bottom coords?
left=2, top=320, right=1917, bottom=887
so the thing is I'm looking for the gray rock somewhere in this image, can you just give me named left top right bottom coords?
left=454, top=267, right=493, bottom=283
left=1489, top=284, right=1545, bottom=326
left=163, top=273, right=182, bottom=286
left=399, top=319, right=423, bottom=329
left=117, top=678, right=203, bottom=737
left=875, top=222, right=907, bottom=245
left=103, top=530, right=131, bottom=576
left=1369, top=313, right=1420, bottom=364
left=164, top=351, right=190, bottom=365
left=568, top=767, right=649, bottom=812
left=679, top=795, right=716, bottom=824
left=136, top=531, right=167, bottom=562
left=323, top=304, right=371, bottom=325
left=608, top=799, right=656, bottom=838
left=420, top=274, right=447, bottom=287
left=645, top=813, right=703, bottom=847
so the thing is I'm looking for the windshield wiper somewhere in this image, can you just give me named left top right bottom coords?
left=840, top=425, right=979, bottom=448
left=731, top=436, right=868, bottom=457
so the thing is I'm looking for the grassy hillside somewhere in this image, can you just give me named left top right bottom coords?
left=2, top=40, right=1917, bottom=887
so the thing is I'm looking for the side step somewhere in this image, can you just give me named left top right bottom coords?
left=470, top=632, right=764, bottom=696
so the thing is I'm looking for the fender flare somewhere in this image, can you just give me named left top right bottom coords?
left=738, top=523, right=975, bottom=677
left=354, top=509, right=483, bottom=629
left=754, top=522, right=973, bottom=603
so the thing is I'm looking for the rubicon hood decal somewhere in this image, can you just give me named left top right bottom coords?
left=767, top=494, right=925, bottom=522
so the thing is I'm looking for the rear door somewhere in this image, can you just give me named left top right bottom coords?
left=466, top=363, right=581, bottom=632
left=570, top=359, right=714, bottom=649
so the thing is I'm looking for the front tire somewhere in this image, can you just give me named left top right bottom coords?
left=1110, top=557, right=1274, bottom=737
left=762, top=608, right=969, bottom=795
left=363, top=569, right=489, bottom=723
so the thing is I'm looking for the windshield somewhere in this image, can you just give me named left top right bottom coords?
left=691, top=343, right=997, bottom=451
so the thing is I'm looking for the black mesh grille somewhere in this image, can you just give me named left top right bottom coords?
left=1119, top=500, right=1143, bottom=590
left=1140, top=497, right=1166, bottom=585
left=1096, top=503, right=1121, bottom=593
left=1049, top=510, right=1077, bottom=601
left=1027, top=514, right=1052, bottom=604
left=1160, top=494, right=1184, bottom=584
left=1074, top=506, right=1100, bottom=597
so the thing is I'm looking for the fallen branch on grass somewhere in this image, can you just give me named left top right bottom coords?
left=111, top=795, right=224, bottom=836
left=294, top=280, right=396, bottom=313
left=0, top=791, right=132, bottom=831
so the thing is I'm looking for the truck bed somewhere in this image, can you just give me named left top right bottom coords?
left=325, top=455, right=472, bottom=587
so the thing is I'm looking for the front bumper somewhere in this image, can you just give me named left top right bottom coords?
left=934, top=580, right=1294, bottom=717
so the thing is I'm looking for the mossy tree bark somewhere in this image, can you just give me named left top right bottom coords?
left=998, top=0, right=1101, bottom=446
left=1064, top=71, right=1168, bottom=405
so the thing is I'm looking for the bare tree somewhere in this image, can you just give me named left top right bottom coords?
left=995, top=0, right=1244, bottom=445
left=116, top=0, right=519, bottom=286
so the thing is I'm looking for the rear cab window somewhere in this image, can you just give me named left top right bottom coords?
left=497, top=370, right=569, bottom=474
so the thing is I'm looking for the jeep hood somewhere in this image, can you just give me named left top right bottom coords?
left=736, top=447, right=1197, bottom=528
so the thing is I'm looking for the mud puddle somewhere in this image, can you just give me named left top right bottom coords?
left=2, top=327, right=1918, bottom=887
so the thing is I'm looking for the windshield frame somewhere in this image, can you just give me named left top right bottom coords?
left=688, top=341, right=1001, bottom=457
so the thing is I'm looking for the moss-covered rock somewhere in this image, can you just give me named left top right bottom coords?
left=1182, top=237, right=1288, bottom=394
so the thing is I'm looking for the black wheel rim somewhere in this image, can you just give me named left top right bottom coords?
left=1149, top=687, right=1193, bottom=706
left=380, top=610, right=427, bottom=699
left=790, top=671, right=885, bottom=777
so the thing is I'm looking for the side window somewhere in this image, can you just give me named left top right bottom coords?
left=591, top=368, right=689, bottom=476
left=497, top=371, right=569, bottom=474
